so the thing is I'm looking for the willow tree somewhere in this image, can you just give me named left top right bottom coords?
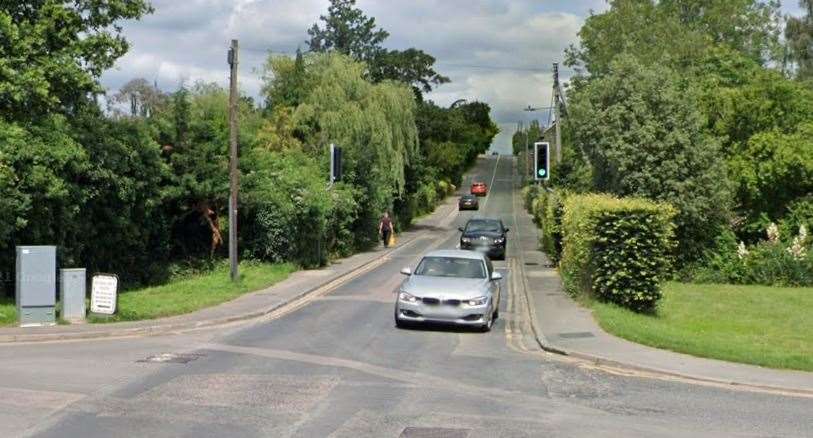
left=263, top=53, right=419, bottom=247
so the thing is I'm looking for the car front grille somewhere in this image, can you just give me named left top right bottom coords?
left=419, top=297, right=463, bottom=306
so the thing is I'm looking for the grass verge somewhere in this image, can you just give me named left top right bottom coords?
left=590, top=282, right=813, bottom=371
left=89, top=262, right=296, bottom=323
left=0, top=297, right=16, bottom=326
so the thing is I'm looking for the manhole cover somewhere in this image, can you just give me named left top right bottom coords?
left=524, top=262, right=539, bottom=266
left=557, top=332, right=595, bottom=339
left=400, top=428, right=470, bottom=438
left=137, top=353, right=205, bottom=364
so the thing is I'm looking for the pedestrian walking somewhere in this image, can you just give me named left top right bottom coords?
left=379, top=212, right=394, bottom=248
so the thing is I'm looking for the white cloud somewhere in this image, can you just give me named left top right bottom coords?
left=106, top=0, right=803, bottom=153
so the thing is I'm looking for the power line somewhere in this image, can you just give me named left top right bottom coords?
left=434, top=62, right=548, bottom=72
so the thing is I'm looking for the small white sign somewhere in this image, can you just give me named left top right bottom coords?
left=91, top=274, right=118, bottom=315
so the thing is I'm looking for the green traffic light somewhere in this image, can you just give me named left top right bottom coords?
left=538, top=169, right=546, bottom=177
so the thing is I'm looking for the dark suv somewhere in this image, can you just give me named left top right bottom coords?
left=458, top=218, right=509, bottom=260
left=458, top=194, right=479, bottom=210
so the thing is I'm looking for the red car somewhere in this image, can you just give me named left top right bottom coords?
left=471, top=182, right=488, bottom=196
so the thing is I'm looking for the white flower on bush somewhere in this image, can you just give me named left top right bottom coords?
left=737, top=241, right=749, bottom=260
left=766, top=222, right=780, bottom=244
left=786, top=225, right=808, bottom=260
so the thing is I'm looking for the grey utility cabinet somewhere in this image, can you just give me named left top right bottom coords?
left=60, top=268, right=86, bottom=322
left=15, top=246, right=57, bottom=326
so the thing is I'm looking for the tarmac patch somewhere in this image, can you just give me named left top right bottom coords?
left=135, top=374, right=338, bottom=410
left=137, top=353, right=205, bottom=364
left=557, top=332, right=595, bottom=339
left=400, top=427, right=471, bottom=438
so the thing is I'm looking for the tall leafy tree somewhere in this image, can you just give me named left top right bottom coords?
left=368, top=48, right=450, bottom=98
left=785, top=0, right=813, bottom=82
left=307, top=0, right=448, bottom=98
left=307, top=0, right=388, bottom=62
left=568, top=55, right=731, bottom=260
left=566, top=0, right=782, bottom=79
left=0, top=0, right=153, bottom=120
left=263, top=53, right=419, bottom=247
left=110, top=78, right=166, bottom=118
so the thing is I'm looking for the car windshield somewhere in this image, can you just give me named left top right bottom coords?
left=414, top=256, right=486, bottom=279
left=462, top=195, right=475, bottom=200
left=466, top=220, right=501, bottom=233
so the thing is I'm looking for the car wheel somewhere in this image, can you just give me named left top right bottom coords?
left=492, top=308, right=499, bottom=320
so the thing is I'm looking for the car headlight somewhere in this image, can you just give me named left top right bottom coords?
left=494, top=237, right=505, bottom=244
left=464, top=296, right=488, bottom=306
left=398, top=291, right=420, bottom=303
left=461, top=237, right=471, bottom=243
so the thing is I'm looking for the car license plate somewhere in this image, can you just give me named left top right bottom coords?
left=475, top=246, right=489, bottom=253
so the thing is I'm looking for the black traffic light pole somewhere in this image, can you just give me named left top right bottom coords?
left=534, top=141, right=550, bottom=184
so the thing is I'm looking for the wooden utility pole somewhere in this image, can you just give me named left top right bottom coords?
left=228, top=39, right=239, bottom=282
left=553, top=62, right=562, bottom=163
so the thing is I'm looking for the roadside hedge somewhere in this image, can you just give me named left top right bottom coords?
left=523, top=185, right=540, bottom=212
left=560, top=194, right=677, bottom=313
left=537, top=189, right=568, bottom=264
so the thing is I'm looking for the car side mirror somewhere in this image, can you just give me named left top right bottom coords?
left=504, top=228, right=510, bottom=233
left=400, top=267, right=412, bottom=276
left=491, top=272, right=503, bottom=281
left=458, top=227, right=464, bottom=232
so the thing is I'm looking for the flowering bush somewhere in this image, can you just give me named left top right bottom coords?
left=691, top=224, right=813, bottom=286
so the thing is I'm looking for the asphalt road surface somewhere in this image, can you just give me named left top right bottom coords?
left=1, top=156, right=811, bottom=437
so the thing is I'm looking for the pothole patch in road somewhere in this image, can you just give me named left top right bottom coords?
left=137, top=353, right=205, bottom=364
left=400, top=427, right=471, bottom=438
left=135, top=374, right=338, bottom=410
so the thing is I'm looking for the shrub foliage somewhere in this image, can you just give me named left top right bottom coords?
left=560, top=194, right=676, bottom=313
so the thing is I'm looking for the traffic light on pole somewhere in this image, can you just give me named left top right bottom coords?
left=534, top=142, right=550, bottom=181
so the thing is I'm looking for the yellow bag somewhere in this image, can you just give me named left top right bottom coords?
left=388, top=232, right=397, bottom=247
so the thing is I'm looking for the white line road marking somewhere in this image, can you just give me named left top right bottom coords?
left=481, top=155, right=501, bottom=212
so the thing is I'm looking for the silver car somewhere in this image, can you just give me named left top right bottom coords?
left=394, top=250, right=502, bottom=331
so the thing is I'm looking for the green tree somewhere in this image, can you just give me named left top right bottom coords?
left=729, top=122, right=813, bottom=238
left=261, top=48, right=311, bottom=111
left=700, top=62, right=813, bottom=155
left=69, top=108, right=172, bottom=285
left=785, top=0, right=813, bottom=82
left=263, top=53, right=419, bottom=248
left=414, top=100, right=498, bottom=185
left=568, top=55, right=731, bottom=260
left=307, top=0, right=448, bottom=98
left=368, top=48, right=450, bottom=98
left=110, top=78, right=166, bottom=118
left=307, top=0, right=388, bottom=62
left=512, top=120, right=542, bottom=156
left=566, top=0, right=781, bottom=79
left=0, top=1, right=153, bottom=120
left=153, top=82, right=262, bottom=258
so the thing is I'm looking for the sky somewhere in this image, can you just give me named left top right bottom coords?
left=100, top=0, right=808, bottom=154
